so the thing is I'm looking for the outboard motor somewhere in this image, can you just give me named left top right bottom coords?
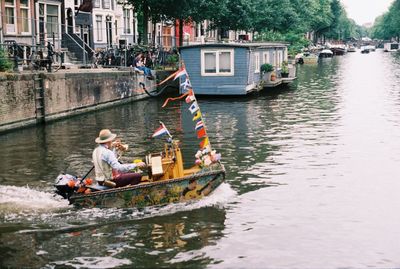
left=54, top=173, right=78, bottom=199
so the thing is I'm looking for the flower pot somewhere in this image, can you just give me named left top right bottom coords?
left=281, top=72, right=289, bottom=78
left=262, top=71, right=272, bottom=82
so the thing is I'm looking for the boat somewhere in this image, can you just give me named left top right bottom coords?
left=360, top=46, right=370, bottom=54
left=383, top=42, right=399, bottom=52
left=54, top=68, right=226, bottom=209
left=319, top=49, right=333, bottom=58
left=295, top=52, right=319, bottom=64
left=179, top=42, right=291, bottom=95
left=347, top=45, right=356, bottom=52
left=330, top=46, right=346, bottom=55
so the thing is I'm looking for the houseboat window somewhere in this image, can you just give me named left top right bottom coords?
left=254, top=53, right=260, bottom=73
left=277, top=51, right=283, bottom=68
left=219, top=52, right=231, bottom=72
left=20, top=0, right=30, bottom=33
left=5, top=0, right=16, bottom=34
left=204, top=52, right=217, bottom=73
left=201, top=49, right=234, bottom=76
left=46, top=5, right=59, bottom=37
left=263, top=52, right=269, bottom=64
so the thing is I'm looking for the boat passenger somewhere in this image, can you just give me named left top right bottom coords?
left=92, top=129, right=146, bottom=187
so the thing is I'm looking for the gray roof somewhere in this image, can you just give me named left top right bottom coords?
left=179, top=42, right=289, bottom=50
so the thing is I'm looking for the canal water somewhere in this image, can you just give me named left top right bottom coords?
left=1, top=49, right=400, bottom=268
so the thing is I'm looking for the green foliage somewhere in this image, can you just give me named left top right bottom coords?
left=281, top=61, right=289, bottom=73
left=0, top=49, right=12, bottom=72
left=166, top=54, right=179, bottom=64
left=371, top=0, right=400, bottom=40
left=255, top=31, right=310, bottom=57
left=127, top=0, right=361, bottom=45
left=260, top=63, right=274, bottom=73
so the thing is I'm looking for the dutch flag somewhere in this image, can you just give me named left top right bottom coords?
left=152, top=122, right=171, bottom=138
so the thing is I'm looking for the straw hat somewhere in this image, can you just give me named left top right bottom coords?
left=95, top=129, right=117, bottom=144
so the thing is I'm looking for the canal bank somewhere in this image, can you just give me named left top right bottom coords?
left=0, top=69, right=178, bottom=133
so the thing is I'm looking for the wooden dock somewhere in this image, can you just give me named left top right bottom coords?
left=264, top=77, right=296, bottom=88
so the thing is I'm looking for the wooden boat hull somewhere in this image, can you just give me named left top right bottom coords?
left=331, top=48, right=346, bottom=56
left=69, top=164, right=225, bottom=208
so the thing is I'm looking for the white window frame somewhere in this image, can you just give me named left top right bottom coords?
left=20, top=0, right=31, bottom=34
left=277, top=50, right=283, bottom=68
left=102, top=0, right=110, bottom=9
left=96, top=15, right=103, bottom=41
left=45, top=4, right=60, bottom=39
left=254, top=52, right=260, bottom=73
left=36, top=2, right=61, bottom=41
left=123, top=9, right=130, bottom=34
left=201, top=49, right=234, bottom=76
left=262, top=51, right=269, bottom=64
left=5, top=0, right=17, bottom=34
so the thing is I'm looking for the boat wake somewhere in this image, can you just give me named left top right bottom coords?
left=0, top=183, right=236, bottom=233
left=0, top=185, right=70, bottom=214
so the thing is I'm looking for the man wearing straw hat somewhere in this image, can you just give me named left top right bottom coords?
left=93, top=129, right=146, bottom=187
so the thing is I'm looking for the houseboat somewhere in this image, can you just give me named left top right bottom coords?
left=384, top=43, right=399, bottom=52
left=179, top=43, right=295, bottom=95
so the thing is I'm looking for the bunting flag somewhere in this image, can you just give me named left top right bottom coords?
left=195, top=120, right=204, bottom=130
left=157, top=62, right=211, bottom=150
left=185, top=90, right=195, bottom=103
left=152, top=122, right=171, bottom=138
left=174, top=67, right=188, bottom=80
left=196, top=128, right=207, bottom=139
left=199, top=137, right=209, bottom=148
left=188, top=102, right=199, bottom=114
left=152, top=68, right=186, bottom=89
left=192, top=111, right=201, bottom=121
left=180, top=79, right=192, bottom=91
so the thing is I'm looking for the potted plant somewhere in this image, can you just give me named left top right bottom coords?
left=260, top=63, right=274, bottom=81
left=281, top=61, right=289, bottom=78
left=165, top=54, right=179, bottom=70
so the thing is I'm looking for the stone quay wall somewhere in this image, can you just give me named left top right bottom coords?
left=0, top=70, right=177, bottom=133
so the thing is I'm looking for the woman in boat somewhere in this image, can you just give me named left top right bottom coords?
left=92, top=129, right=146, bottom=187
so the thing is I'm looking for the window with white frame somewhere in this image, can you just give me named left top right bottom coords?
left=254, top=52, right=260, bottom=73
left=96, top=15, right=103, bottom=41
left=46, top=5, right=59, bottom=37
left=201, top=49, right=234, bottom=76
left=277, top=51, right=283, bottom=68
left=123, top=9, right=131, bottom=34
left=94, top=0, right=100, bottom=8
left=20, top=0, right=30, bottom=33
left=272, top=51, right=276, bottom=66
left=5, top=0, right=16, bottom=34
left=263, top=51, right=269, bottom=64
left=103, top=0, right=110, bottom=9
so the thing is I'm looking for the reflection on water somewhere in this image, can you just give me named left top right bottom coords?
left=1, top=50, right=400, bottom=268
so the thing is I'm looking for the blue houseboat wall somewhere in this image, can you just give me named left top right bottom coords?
left=179, top=43, right=288, bottom=95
